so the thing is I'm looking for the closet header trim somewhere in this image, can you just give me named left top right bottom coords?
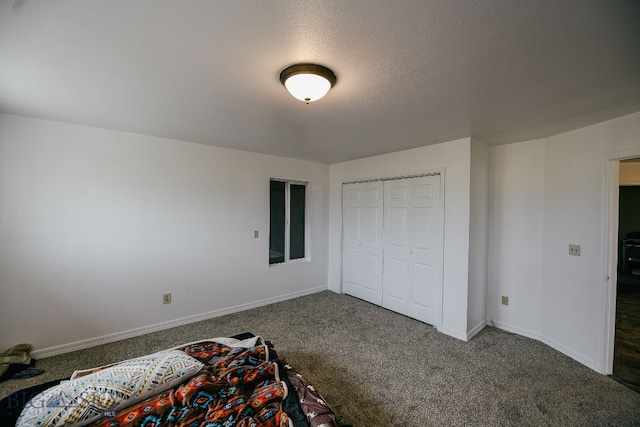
left=343, top=172, right=441, bottom=185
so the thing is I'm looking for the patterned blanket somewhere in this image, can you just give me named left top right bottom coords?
left=95, top=337, right=338, bottom=427
left=4, top=336, right=339, bottom=427
left=94, top=340, right=292, bottom=427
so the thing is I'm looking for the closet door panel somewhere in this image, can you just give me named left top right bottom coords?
left=412, top=207, right=432, bottom=250
left=408, top=176, right=442, bottom=325
left=383, top=181, right=409, bottom=311
left=383, top=176, right=443, bottom=326
left=344, top=250, right=360, bottom=293
left=389, top=207, right=407, bottom=246
left=385, top=258, right=406, bottom=303
left=362, top=207, right=379, bottom=242
left=410, top=263, right=431, bottom=309
left=361, top=254, right=380, bottom=292
left=410, top=205, right=433, bottom=313
left=342, top=182, right=383, bottom=305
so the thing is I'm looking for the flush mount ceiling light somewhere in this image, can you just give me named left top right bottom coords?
left=279, top=63, right=337, bottom=104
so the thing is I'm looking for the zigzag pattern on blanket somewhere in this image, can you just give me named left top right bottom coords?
left=16, top=350, right=204, bottom=427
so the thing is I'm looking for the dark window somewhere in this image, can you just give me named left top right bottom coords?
left=289, top=184, right=306, bottom=260
left=269, top=180, right=307, bottom=265
left=269, top=180, right=286, bottom=264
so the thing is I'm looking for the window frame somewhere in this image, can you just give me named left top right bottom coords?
left=269, top=179, right=309, bottom=266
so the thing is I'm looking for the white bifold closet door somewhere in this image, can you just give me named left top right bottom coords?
left=342, top=175, right=443, bottom=327
left=382, top=176, right=442, bottom=325
left=342, top=181, right=384, bottom=305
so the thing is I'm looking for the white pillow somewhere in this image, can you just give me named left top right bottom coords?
left=16, top=349, right=203, bottom=427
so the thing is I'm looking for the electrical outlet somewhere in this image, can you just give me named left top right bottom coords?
left=569, top=244, right=581, bottom=256
left=163, top=293, right=172, bottom=304
left=501, top=296, right=509, bottom=306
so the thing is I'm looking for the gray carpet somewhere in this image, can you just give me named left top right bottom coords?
left=2, top=291, right=640, bottom=426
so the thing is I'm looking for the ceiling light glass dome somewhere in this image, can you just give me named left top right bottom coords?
left=280, top=64, right=337, bottom=103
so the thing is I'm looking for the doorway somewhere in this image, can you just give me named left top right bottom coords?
left=611, top=158, right=640, bottom=392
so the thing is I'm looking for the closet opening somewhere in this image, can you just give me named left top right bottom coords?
left=342, top=173, right=444, bottom=327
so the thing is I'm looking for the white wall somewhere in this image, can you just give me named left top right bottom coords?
left=541, top=111, right=640, bottom=371
left=488, top=111, right=640, bottom=372
left=488, top=139, right=545, bottom=335
left=328, top=138, right=473, bottom=340
left=0, top=113, right=330, bottom=356
left=4, top=108, right=638, bottom=370
left=467, top=139, right=489, bottom=336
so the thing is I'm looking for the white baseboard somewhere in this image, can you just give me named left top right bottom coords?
left=489, top=319, right=596, bottom=371
left=489, top=319, right=539, bottom=341
left=438, top=325, right=468, bottom=342
left=439, top=321, right=486, bottom=342
left=327, top=284, right=341, bottom=293
left=31, top=287, right=327, bottom=359
left=466, top=319, right=487, bottom=340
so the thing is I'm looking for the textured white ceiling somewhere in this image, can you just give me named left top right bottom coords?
left=1, top=0, right=639, bottom=163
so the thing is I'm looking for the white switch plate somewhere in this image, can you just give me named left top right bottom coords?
left=569, top=244, right=581, bottom=256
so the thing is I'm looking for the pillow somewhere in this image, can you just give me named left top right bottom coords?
left=16, top=350, right=203, bottom=427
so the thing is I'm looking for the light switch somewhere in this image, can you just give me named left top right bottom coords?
left=254, top=230, right=259, bottom=239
